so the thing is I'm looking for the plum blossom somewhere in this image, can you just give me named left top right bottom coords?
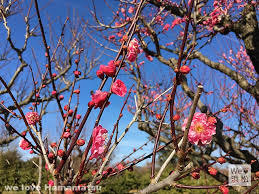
left=25, top=112, right=40, bottom=125
left=96, top=69, right=104, bottom=79
left=127, top=38, right=140, bottom=62
left=117, top=163, right=124, bottom=171
left=180, top=65, right=191, bottom=74
left=45, top=163, right=49, bottom=171
left=89, top=90, right=109, bottom=109
left=182, top=112, right=216, bottom=146
left=19, top=138, right=31, bottom=150
left=219, top=185, right=229, bottom=194
left=99, top=61, right=116, bottom=77
left=48, top=180, right=54, bottom=187
left=90, top=125, right=108, bottom=160
left=208, top=167, right=218, bottom=175
left=63, top=132, right=71, bottom=138
left=145, top=54, right=153, bottom=62
left=108, top=35, right=115, bottom=41
left=111, top=79, right=127, bottom=97
left=163, top=23, right=170, bottom=31
left=217, top=157, right=226, bottom=164
left=128, top=6, right=134, bottom=14
left=171, top=17, right=184, bottom=29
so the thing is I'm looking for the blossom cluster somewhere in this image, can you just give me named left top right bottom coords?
left=127, top=38, right=140, bottom=62
left=90, top=125, right=108, bottom=160
left=19, top=138, right=31, bottom=150
left=25, top=112, right=40, bottom=125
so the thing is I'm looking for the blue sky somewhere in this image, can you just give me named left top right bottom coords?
left=2, top=0, right=257, bottom=168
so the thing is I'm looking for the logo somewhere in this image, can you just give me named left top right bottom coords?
left=228, top=164, right=251, bottom=186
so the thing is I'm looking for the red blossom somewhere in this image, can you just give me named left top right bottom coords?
left=59, top=95, right=64, bottom=100
left=92, top=170, right=97, bottom=176
left=76, top=114, right=81, bottom=120
left=217, top=157, right=226, bottom=164
left=111, top=79, right=127, bottom=97
left=63, top=132, right=71, bottom=138
left=19, top=138, right=31, bottom=150
left=90, top=125, right=108, bottom=160
left=117, top=163, right=124, bottom=171
left=171, top=17, right=184, bottom=29
left=90, top=90, right=109, bottom=109
left=68, top=109, right=73, bottom=116
left=25, top=112, right=40, bottom=125
left=208, top=167, right=217, bottom=175
left=128, top=6, right=134, bottom=14
left=48, top=180, right=54, bottom=187
left=145, top=54, right=153, bottom=62
left=77, top=139, right=85, bottom=146
left=51, top=90, right=57, bottom=96
left=173, top=114, right=180, bottom=121
left=74, top=89, right=80, bottom=94
left=219, top=185, right=229, bottom=194
left=48, top=152, right=54, bottom=159
left=45, top=164, right=49, bottom=171
left=51, top=142, right=57, bottom=148
left=21, top=131, right=27, bottom=136
left=64, top=105, right=68, bottom=111
left=58, top=149, right=65, bottom=157
left=74, top=70, right=81, bottom=77
left=96, top=69, right=104, bottom=79
left=156, top=114, right=162, bottom=120
left=163, top=23, right=170, bottom=31
left=99, top=60, right=117, bottom=77
left=191, top=172, right=200, bottom=179
left=180, top=65, right=191, bottom=74
left=109, top=35, right=115, bottom=41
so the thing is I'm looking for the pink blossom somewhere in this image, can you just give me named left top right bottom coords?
left=19, top=138, right=31, bottom=150
left=111, top=79, right=127, bottom=97
left=117, top=163, right=124, bottom=171
left=76, top=114, right=81, bottom=120
left=145, top=54, right=153, bottom=62
left=25, top=112, right=40, bottom=125
left=182, top=113, right=216, bottom=146
left=163, top=23, right=170, bottom=31
left=63, top=132, right=71, bottom=138
left=127, top=38, right=140, bottom=62
left=180, top=65, right=191, bottom=74
left=99, top=61, right=116, bottom=77
left=171, top=18, right=184, bottom=29
left=109, top=35, right=115, bottom=41
left=128, top=6, right=134, bottom=14
left=48, top=180, right=54, bottom=187
left=90, top=125, right=108, bottom=160
left=121, top=8, right=125, bottom=14
left=45, top=163, right=49, bottom=171
left=96, top=69, right=104, bottom=79
left=90, top=90, right=109, bottom=109
left=219, top=185, right=229, bottom=194
left=208, top=167, right=217, bottom=175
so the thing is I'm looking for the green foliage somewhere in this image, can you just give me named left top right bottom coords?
left=99, top=164, right=237, bottom=194
left=100, top=169, right=150, bottom=194
left=0, top=149, right=49, bottom=192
